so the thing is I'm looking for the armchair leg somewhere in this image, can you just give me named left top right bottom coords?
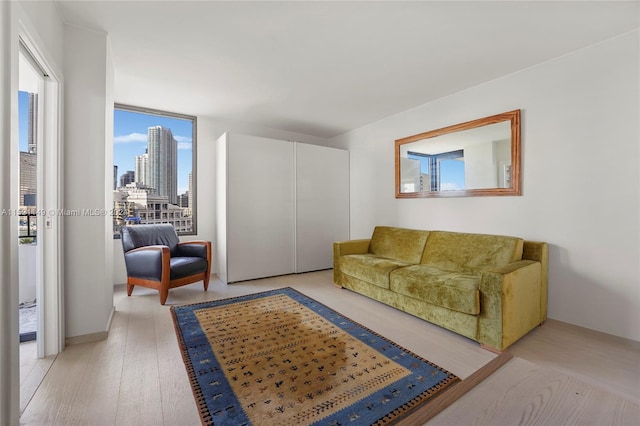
left=159, top=287, right=169, bottom=305
left=127, top=283, right=134, bottom=296
left=203, top=275, right=210, bottom=291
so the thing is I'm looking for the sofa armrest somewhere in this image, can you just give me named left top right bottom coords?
left=334, top=239, right=370, bottom=255
left=333, top=239, right=371, bottom=286
left=478, top=260, right=543, bottom=351
left=124, top=245, right=170, bottom=281
left=523, top=241, right=549, bottom=320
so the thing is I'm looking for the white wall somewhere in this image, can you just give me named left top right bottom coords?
left=13, top=1, right=64, bottom=69
left=19, top=244, right=36, bottom=304
left=113, top=117, right=330, bottom=283
left=328, top=31, right=640, bottom=342
left=0, top=3, right=19, bottom=424
left=64, top=26, right=114, bottom=339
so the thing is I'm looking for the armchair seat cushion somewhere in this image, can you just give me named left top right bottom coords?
left=340, top=254, right=410, bottom=289
left=170, top=257, right=209, bottom=280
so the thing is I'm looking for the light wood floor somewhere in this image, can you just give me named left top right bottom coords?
left=19, top=270, right=640, bottom=425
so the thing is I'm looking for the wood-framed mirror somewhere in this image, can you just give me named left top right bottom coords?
left=395, top=109, right=521, bottom=198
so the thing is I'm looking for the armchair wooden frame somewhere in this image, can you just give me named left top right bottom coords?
left=126, top=241, right=212, bottom=305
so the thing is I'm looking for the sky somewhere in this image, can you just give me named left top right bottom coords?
left=113, top=108, right=193, bottom=195
left=18, top=91, right=29, bottom=151
left=439, top=159, right=465, bottom=190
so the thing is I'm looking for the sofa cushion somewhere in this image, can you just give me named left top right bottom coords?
left=340, top=254, right=411, bottom=289
left=390, top=265, right=480, bottom=315
left=420, top=231, right=523, bottom=274
left=369, top=226, right=429, bottom=264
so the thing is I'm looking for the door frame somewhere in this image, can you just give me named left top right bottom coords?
left=17, top=15, right=64, bottom=358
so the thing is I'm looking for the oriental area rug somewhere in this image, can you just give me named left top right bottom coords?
left=171, top=287, right=461, bottom=425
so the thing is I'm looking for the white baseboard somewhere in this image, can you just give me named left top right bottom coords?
left=65, top=306, right=115, bottom=346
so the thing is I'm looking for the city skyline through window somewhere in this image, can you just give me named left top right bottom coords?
left=113, top=105, right=196, bottom=237
left=18, top=90, right=38, bottom=243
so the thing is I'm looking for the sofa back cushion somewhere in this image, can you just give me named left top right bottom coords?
left=421, top=231, right=523, bottom=274
left=369, top=226, right=429, bottom=264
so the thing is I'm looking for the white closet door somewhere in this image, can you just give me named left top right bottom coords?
left=295, top=143, right=349, bottom=273
left=227, top=135, right=295, bottom=282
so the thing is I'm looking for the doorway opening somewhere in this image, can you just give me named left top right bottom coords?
left=18, top=44, right=43, bottom=344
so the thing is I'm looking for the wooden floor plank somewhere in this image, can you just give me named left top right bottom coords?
left=20, top=341, right=93, bottom=425
left=19, top=342, right=55, bottom=414
left=154, top=299, right=201, bottom=425
left=114, top=293, right=164, bottom=426
left=430, top=357, right=640, bottom=425
left=65, top=299, right=129, bottom=425
left=398, top=351, right=514, bottom=425
left=509, top=318, right=640, bottom=403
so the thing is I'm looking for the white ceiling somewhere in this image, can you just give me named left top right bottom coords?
left=55, top=1, right=639, bottom=139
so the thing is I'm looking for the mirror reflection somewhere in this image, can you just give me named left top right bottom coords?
left=395, top=110, right=520, bottom=198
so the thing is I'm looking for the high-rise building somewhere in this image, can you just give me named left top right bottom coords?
left=188, top=171, right=193, bottom=211
left=178, top=192, right=189, bottom=208
left=134, top=151, right=148, bottom=187
left=147, top=126, right=177, bottom=204
left=113, top=165, right=118, bottom=190
left=28, top=93, right=37, bottom=154
left=20, top=151, right=37, bottom=207
left=120, top=170, right=135, bottom=187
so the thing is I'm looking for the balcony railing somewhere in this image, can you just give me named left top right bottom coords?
left=19, top=212, right=37, bottom=243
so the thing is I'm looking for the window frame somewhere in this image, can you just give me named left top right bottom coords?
left=113, top=103, right=197, bottom=237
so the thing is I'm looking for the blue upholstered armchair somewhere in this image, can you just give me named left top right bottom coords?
left=121, top=224, right=211, bottom=304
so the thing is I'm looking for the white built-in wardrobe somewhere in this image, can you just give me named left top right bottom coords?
left=215, top=132, right=349, bottom=283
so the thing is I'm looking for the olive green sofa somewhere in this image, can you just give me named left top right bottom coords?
left=333, top=226, right=548, bottom=352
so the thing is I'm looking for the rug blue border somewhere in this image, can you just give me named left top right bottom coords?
left=171, top=287, right=458, bottom=425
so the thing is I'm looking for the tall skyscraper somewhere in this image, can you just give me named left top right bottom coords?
left=147, top=126, right=177, bottom=204
left=20, top=92, right=38, bottom=207
left=135, top=151, right=149, bottom=186
left=188, top=171, right=193, bottom=210
left=20, top=152, right=37, bottom=207
left=28, top=93, right=37, bottom=154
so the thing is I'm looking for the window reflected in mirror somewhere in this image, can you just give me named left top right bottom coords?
left=395, top=110, right=520, bottom=198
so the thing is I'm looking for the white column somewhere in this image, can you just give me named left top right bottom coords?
left=0, top=1, right=20, bottom=424
left=63, top=26, right=114, bottom=340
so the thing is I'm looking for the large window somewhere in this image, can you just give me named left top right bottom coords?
left=113, top=104, right=196, bottom=237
